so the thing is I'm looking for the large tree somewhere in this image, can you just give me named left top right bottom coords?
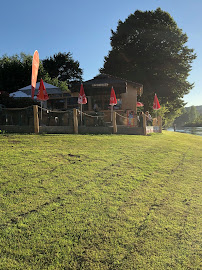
left=101, top=8, right=196, bottom=113
left=0, top=53, right=44, bottom=93
left=0, top=52, right=82, bottom=94
left=43, top=52, right=83, bottom=83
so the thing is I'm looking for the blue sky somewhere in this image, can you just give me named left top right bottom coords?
left=0, top=0, right=202, bottom=106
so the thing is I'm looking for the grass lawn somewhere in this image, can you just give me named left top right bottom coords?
left=0, top=131, right=201, bottom=269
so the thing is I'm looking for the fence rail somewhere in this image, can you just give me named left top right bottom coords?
left=0, top=105, right=162, bottom=135
left=38, top=106, right=74, bottom=127
left=0, top=106, right=34, bottom=126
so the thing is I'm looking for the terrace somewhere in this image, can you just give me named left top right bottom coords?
left=0, top=74, right=162, bottom=135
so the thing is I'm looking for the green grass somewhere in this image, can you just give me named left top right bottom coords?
left=0, top=131, right=201, bottom=270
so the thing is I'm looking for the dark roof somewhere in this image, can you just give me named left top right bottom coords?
left=84, top=74, right=142, bottom=87
left=71, top=74, right=143, bottom=96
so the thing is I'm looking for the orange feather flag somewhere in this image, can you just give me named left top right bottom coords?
left=31, top=50, right=39, bottom=99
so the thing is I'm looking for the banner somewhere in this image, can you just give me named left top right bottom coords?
left=31, top=50, right=39, bottom=99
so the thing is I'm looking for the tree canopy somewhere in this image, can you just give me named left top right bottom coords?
left=101, top=8, right=196, bottom=113
left=0, top=52, right=82, bottom=94
left=43, top=52, right=83, bottom=83
left=0, top=53, right=44, bottom=93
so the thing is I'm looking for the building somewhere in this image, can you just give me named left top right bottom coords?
left=71, top=74, right=143, bottom=113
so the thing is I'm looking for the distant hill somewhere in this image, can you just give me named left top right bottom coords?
left=185, top=105, right=202, bottom=115
left=195, top=105, right=202, bottom=114
left=174, top=105, right=202, bottom=127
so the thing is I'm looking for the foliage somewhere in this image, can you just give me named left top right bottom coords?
left=184, top=114, right=202, bottom=127
left=101, top=8, right=196, bottom=115
left=43, top=52, right=83, bottom=83
left=188, top=105, right=198, bottom=122
left=174, top=105, right=201, bottom=127
left=195, top=105, right=202, bottom=114
left=0, top=53, right=45, bottom=94
left=0, top=52, right=82, bottom=94
left=0, top=91, right=37, bottom=108
left=152, top=104, right=182, bottom=128
left=184, top=120, right=202, bottom=127
left=174, top=107, right=189, bottom=127
left=42, top=73, right=70, bottom=93
left=0, top=133, right=201, bottom=269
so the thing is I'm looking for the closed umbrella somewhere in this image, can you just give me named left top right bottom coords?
left=37, top=78, right=49, bottom=119
left=109, top=87, right=117, bottom=121
left=78, top=83, right=87, bottom=123
left=153, top=93, right=161, bottom=120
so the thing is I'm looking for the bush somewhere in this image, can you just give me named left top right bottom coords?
left=0, top=92, right=38, bottom=108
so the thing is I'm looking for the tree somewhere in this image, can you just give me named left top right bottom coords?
left=173, top=107, right=189, bottom=126
left=0, top=53, right=44, bottom=94
left=0, top=91, right=37, bottom=108
left=0, top=52, right=82, bottom=94
left=101, top=8, right=196, bottom=114
left=42, top=73, right=70, bottom=93
left=188, top=105, right=198, bottom=122
left=43, top=52, right=83, bottom=83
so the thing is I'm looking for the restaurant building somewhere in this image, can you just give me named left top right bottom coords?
left=71, top=73, right=143, bottom=117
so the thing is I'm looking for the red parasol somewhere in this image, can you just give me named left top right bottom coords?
left=78, top=83, right=87, bottom=104
left=109, top=87, right=117, bottom=106
left=37, top=79, right=49, bottom=101
left=78, top=83, right=87, bottom=122
left=37, top=79, right=49, bottom=120
left=137, top=102, right=144, bottom=107
left=31, top=50, right=39, bottom=99
left=153, top=93, right=161, bottom=121
left=153, top=93, right=161, bottom=110
left=109, top=87, right=117, bottom=121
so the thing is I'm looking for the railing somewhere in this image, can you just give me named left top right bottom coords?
left=116, top=112, right=140, bottom=127
left=77, top=110, right=106, bottom=127
left=0, top=106, right=34, bottom=126
left=38, top=106, right=74, bottom=127
left=0, top=105, right=162, bottom=135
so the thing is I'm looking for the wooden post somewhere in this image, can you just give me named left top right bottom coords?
left=73, top=108, right=78, bottom=134
left=152, top=118, right=157, bottom=126
left=143, top=114, right=147, bottom=135
left=113, top=111, right=117, bottom=134
left=33, top=105, right=39, bottom=134
left=64, top=98, right=67, bottom=109
left=157, top=116, right=162, bottom=133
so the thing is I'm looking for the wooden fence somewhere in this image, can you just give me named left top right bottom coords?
left=0, top=105, right=162, bottom=135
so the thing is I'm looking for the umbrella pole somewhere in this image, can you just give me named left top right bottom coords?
left=111, top=105, right=113, bottom=122
left=156, top=110, right=157, bottom=124
left=81, top=104, right=82, bottom=124
left=41, top=101, right=43, bottom=120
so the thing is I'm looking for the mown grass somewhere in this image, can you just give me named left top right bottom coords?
left=0, top=131, right=201, bottom=270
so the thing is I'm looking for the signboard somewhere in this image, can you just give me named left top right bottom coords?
left=92, top=83, right=109, bottom=87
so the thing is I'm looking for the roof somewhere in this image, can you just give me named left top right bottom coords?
left=18, top=82, right=63, bottom=96
left=10, top=91, right=31, bottom=98
left=85, top=74, right=142, bottom=87
left=71, top=74, right=143, bottom=96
